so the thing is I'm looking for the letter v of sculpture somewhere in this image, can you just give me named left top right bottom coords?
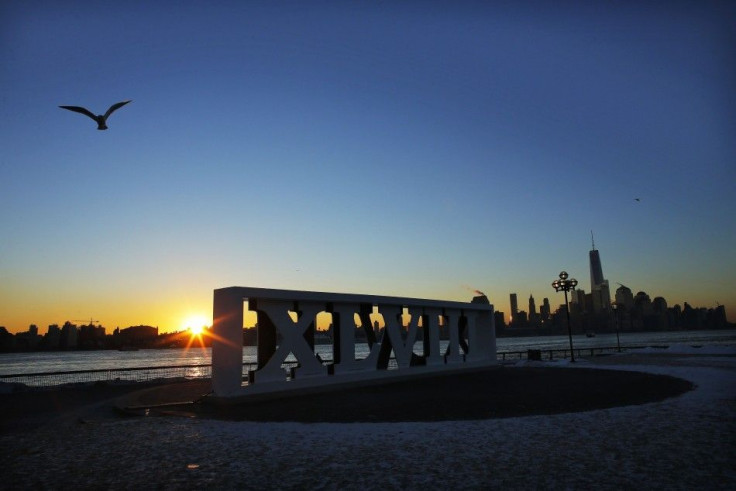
left=380, top=305, right=418, bottom=368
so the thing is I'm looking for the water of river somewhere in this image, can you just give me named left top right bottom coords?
left=1, top=329, right=735, bottom=376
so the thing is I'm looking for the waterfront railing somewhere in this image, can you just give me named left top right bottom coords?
left=497, top=345, right=668, bottom=361
left=0, top=346, right=654, bottom=389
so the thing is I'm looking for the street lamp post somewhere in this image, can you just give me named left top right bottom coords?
left=552, top=271, right=578, bottom=362
left=611, top=302, right=621, bottom=352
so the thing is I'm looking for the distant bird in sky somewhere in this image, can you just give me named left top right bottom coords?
left=59, top=100, right=131, bottom=130
left=634, top=198, right=641, bottom=202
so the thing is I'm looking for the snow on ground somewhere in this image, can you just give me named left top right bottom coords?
left=628, top=344, right=736, bottom=355
left=3, top=350, right=735, bottom=490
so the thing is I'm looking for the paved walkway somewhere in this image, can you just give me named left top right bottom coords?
left=2, top=353, right=735, bottom=489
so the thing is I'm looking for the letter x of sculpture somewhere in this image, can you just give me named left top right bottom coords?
left=252, top=300, right=328, bottom=383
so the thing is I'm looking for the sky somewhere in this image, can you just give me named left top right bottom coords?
left=1, top=1, right=735, bottom=334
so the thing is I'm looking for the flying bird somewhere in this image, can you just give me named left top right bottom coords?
left=59, top=100, right=132, bottom=130
left=634, top=198, right=641, bottom=202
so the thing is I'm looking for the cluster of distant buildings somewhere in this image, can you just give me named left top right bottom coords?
left=497, top=238, right=730, bottom=335
left=0, top=323, right=183, bottom=352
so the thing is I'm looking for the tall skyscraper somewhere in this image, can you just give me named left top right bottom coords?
left=528, top=294, right=539, bottom=325
left=510, top=293, right=518, bottom=323
left=589, top=232, right=605, bottom=288
left=589, top=232, right=611, bottom=312
left=528, top=294, right=536, bottom=316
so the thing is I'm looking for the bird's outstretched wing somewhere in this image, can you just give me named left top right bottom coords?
left=104, top=100, right=132, bottom=119
left=59, top=105, right=97, bottom=120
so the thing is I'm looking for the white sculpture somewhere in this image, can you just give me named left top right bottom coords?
left=211, top=287, right=496, bottom=398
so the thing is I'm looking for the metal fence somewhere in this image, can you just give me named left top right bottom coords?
left=497, top=345, right=666, bottom=361
left=1, top=346, right=654, bottom=389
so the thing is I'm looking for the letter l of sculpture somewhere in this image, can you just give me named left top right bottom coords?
left=331, top=303, right=382, bottom=374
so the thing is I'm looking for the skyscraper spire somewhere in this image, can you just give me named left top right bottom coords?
left=588, top=235, right=611, bottom=312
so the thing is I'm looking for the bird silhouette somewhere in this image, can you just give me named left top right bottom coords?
left=59, top=100, right=131, bottom=130
left=634, top=198, right=641, bottom=202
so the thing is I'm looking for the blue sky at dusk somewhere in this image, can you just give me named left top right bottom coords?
left=2, top=1, right=735, bottom=333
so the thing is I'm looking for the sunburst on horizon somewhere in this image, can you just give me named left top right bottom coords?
left=182, top=314, right=210, bottom=334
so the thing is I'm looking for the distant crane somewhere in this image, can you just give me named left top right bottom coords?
left=73, top=318, right=100, bottom=326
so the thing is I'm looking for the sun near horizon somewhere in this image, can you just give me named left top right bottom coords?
left=182, top=314, right=210, bottom=335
